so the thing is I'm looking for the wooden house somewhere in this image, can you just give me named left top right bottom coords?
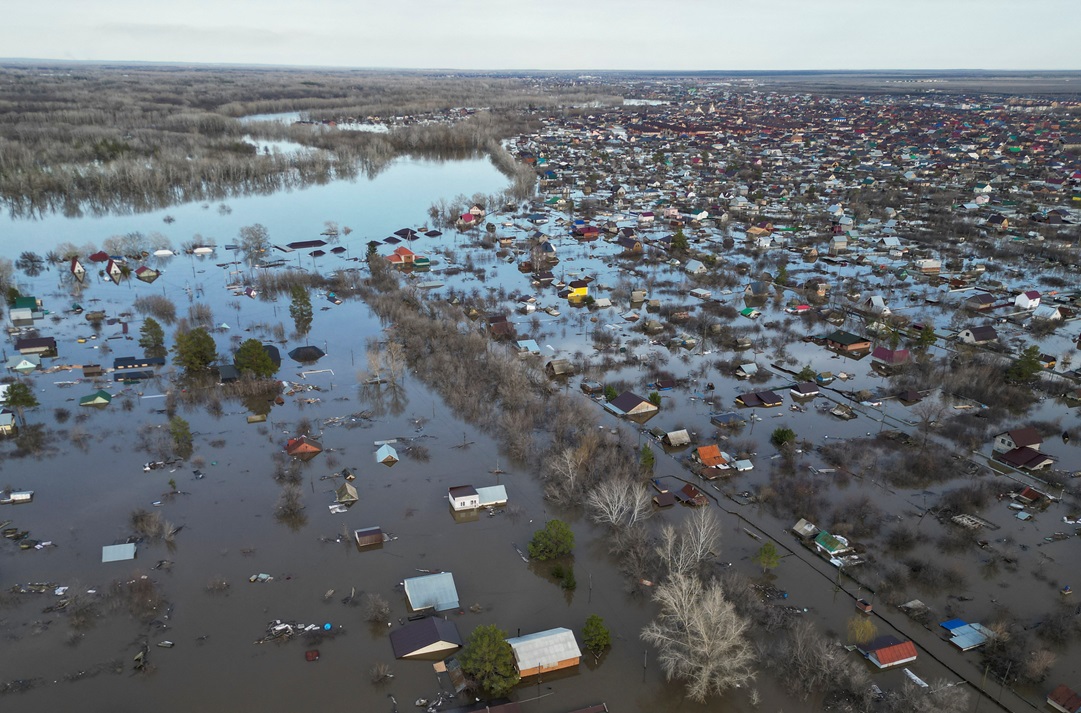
left=545, top=359, right=576, bottom=378
left=105, top=259, right=124, bottom=284
left=824, top=330, right=871, bottom=354
left=506, top=628, right=581, bottom=677
left=354, top=527, right=384, bottom=549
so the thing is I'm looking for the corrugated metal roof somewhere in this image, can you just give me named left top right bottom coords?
left=102, top=543, right=137, bottom=563
left=475, top=485, right=508, bottom=506
left=506, top=627, right=581, bottom=671
left=404, top=572, right=459, bottom=612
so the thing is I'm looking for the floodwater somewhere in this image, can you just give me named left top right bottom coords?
left=2, top=161, right=1080, bottom=713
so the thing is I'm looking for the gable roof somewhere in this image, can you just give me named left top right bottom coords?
left=389, top=617, right=463, bottom=658
left=1006, top=426, right=1042, bottom=448
left=403, top=572, right=459, bottom=612
left=506, top=628, right=581, bottom=671
left=869, top=639, right=918, bottom=667
left=608, top=391, right=650, bottom=414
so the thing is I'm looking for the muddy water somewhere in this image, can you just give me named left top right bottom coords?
left=4, top=180, right=1081, bottom=712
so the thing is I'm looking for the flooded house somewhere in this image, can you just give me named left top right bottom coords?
left=389, top=617, right=463, bottom=659
left=1047, top=684, right=1081, bottom=713
left=860, top=636, right=918, bottom=669
left=78, top=390, right=112, bottom=407
left=376, top=443, right=399, bottom=466
left=285, top=436, right=323, bottom=460
left=403, top=572, right=459, bottom=612
left=505, top=627, right=582, bottom=677
left=545, top=359, right=576, bottom=378
left=992, top=427, right=1054, bottom=470
left=604, top=391, right=658, bottom=418
left=823, top=330, right=872, bottom=354
left=353, top=527, right=384, bottom=549
left=0, top=409, right=16, bottom=436
left=448, top=485, right=480, bottom=511
left=735, top=390, right=783, bottom=408
left=14, top=336, right=57, bottom=357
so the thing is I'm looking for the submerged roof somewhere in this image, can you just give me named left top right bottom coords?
left=403, top=572, right=459, bottom=612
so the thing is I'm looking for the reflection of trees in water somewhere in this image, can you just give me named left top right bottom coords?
left=275, top=485, right=308, bottom=531
left=357, top=381, right=408, bottom=418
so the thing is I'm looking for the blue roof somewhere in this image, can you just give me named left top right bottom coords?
left=948, top=623, right=992, bottom=651
left=403, top=572, right=459, bottom=612
left=940, top=618, right=967, bottom=631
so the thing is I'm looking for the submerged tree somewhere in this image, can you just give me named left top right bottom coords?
left=528, top=519, right=575, bottom=561
left=582, top=614, right=612, bottom=658
left=173, top=327, right=217, bottom=373
left=234, top=338, right=278, bottom=378
left=5, top=381, right=39, bottom=427
left=139, top=317, right=166, bottom=359
left=458, top=624, right=520, bottom=698
left=169, top=416, right=193, bottom=459
left=752, top=541, right=781, bottom=573
left=641, top=574, right=756, bottom=702
left=237, top=223, right=271, bottom=266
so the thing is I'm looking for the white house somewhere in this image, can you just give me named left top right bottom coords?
left=1015, top=291, right=1041, bottom=310
left=448, top=485, right=479, bottom=511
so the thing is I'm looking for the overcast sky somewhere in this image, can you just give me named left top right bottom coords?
left=4, top=0, right=1079, bottom=71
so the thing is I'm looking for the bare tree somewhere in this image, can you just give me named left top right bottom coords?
left=543, top=446, right=586, bottom=503
left=883, top=679, right=969, bottom=713
left=641, top=573, right=756, bottom=702
left=363, top=593, right=391, bottom=623
left=586, top=477, right=652, bottom=528
left=656, top=507, right=722, bottom=578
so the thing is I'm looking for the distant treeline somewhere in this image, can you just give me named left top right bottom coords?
left=0, top=66, right=617, bottom=215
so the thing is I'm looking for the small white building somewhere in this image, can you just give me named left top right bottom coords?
left=1015, top=290, right=1041, bottom=310
left=448, top=485, right=479, bottom=511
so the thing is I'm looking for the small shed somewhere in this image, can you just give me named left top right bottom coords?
left=79, top=390, right=113, bottom=407
left=376, top=444, right=399, bottom=466
left=335, top=482, right=358, bottom=505
left=545, top=359, right=576, bottom=378
left=354, top=527, right=384, bottom=549
left=102, top=543, right=137, bottom=563
left=662, top=429, right=691, bottom=447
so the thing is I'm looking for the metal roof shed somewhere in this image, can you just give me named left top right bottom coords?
left=102, top=543, right=137, bottom=563
left=403, top=572, right=459, bottom=612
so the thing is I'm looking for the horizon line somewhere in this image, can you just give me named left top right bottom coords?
left=2, top=57, right=1081, bottom=75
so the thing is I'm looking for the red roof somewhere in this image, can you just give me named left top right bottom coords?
left=871, top=640, right=917, bottom=666
left=1048, top=684, right=1081, bottom=713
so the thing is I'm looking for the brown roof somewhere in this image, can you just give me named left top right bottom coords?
left=1007, top=427, right=1042, bottom=448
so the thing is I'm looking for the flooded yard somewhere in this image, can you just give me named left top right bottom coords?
left=1, top=116, right=1080, bottom=713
